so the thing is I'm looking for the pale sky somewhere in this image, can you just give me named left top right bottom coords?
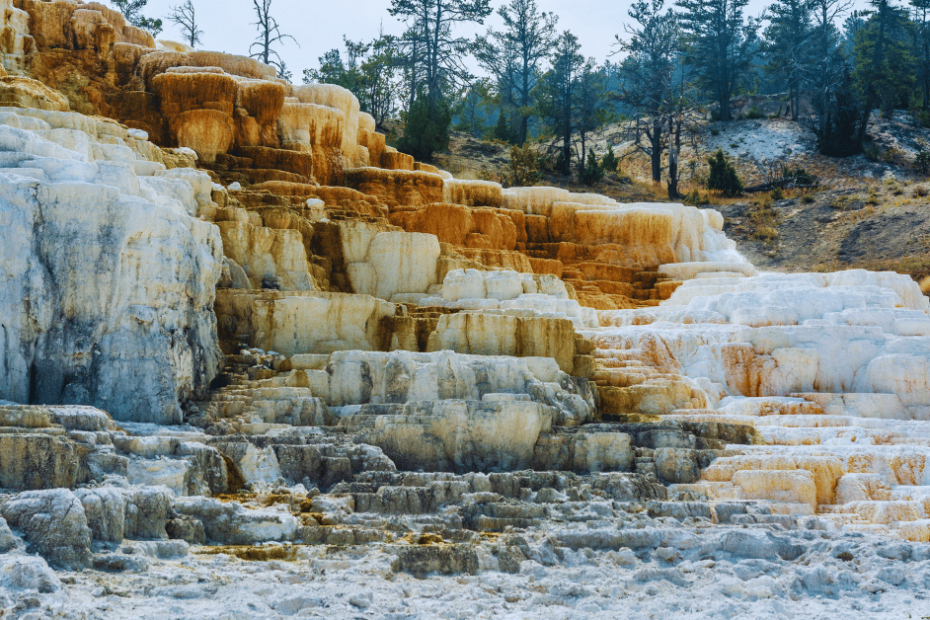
left=108, top=0, right=791, bottom=81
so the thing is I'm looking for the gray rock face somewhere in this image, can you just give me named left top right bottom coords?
left=0, top=111, right=224, bottom=424
left=355, top=400, right=554, bottom=473
left=0, top=433, right=80, bottom=490
left=1, top=489, right=92, bottom=569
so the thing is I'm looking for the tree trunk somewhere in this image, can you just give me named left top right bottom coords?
left=579, top=131, right=586, bottom=176
left=650, top=118, right=663, bottom=183
left=668, top=123, right=681, bottom=199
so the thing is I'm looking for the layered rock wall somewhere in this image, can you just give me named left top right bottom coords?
left=0, top=107, right=223, bottom=424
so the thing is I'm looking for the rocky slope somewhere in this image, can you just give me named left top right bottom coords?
left=0, top=3, right=929, bottom=619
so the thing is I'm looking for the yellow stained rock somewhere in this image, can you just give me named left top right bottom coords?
left=0, top=76, right=68, bottom=111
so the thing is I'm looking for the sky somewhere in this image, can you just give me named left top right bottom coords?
left=111, top=0, right=845, bottom=81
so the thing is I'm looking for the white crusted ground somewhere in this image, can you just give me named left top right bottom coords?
left=5, top=523, right=929, bottom=620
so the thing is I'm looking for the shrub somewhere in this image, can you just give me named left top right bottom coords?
left=753, top=225, right=779, bottom=241
left=864, top=144, right=882, bottom=162
left=706, top=150, right=743, bottom=197
left=770, top=187, right=785, bottom=201
left=801, top=195, right=816, bottom=204
left=710, top=127, right=720, bottom=136
left=786, top=167, right=814, bottom=186
left=916, top=150, right=930, bottom=174
left=580, top=149, right=604, bottom=186
left=502, top=145, right=540, bottom=187
left=683, top=189, right=709, bottom=206
left=745, top=105, right=765, bottom=120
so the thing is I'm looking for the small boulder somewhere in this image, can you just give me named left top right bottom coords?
left=654, top=448, right=701, bottom=484
left=125, top=486, right=171, bottom=539
left=75, top=486, right=127, bottom=542
left=1, top=489, right=92, bottom=569
left=0, top=517, right=21, bottom=552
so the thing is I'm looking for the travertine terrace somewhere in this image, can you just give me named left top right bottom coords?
left=1, top=3, right=930, bottom=618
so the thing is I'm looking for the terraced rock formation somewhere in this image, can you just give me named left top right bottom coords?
left=1, top=3, right=930, bottom=618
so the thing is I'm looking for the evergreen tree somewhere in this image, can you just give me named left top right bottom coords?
left=763, top=0, right=815, bottom=120
left=357, top=33, right=402, bottom=129
left=475, top=0, right=559, bottom=144
left=580, top=148, right=604, bottom=185
left=112, top=0, right=162, bottom=36
left=493, top=110, right=515, bottom=142
left=815, top=66, right=863, bottom=155
left=806, top=0, right=853, bottom=144
left=854, top=0, right=916, bottom=139
left=676, top=0, right=758, bottom=121
left=575, top=60, right=609, bottom=175
left=452, top=81, right=493, bottom=135
left=389, top=0, right=491, bottom=157
left=614, top=0, right=681, bottom=182
left=304, top=34, right=400, bottom=131
left=398, top=90, right=452, bottom=161
left=913, top=0, right=930, bottom=110
left=601, top=144, right=619, bottom=173
left=535, top=31, right=585, bottom=175
left=389, top=0, right=492, bottom=113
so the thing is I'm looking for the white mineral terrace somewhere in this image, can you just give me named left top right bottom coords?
left=1, top=70, right=930, bottom=619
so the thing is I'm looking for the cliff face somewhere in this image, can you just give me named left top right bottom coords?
left=0, top=107, right=223, bottom=423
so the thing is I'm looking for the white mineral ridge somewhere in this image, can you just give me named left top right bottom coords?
left=0, top=108, right=223, bottom=424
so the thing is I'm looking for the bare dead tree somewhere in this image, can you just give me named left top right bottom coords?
left=167, top=0, right=203, bottom=47
left=249, top=0, right=298, bottom=75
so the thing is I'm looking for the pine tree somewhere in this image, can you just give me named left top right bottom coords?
left=398, top=90, right=453, bottom=161
left=854, top=0, right=916, bottom=138
left=676, top=0, right=758, bottom=121
left=763, top=0, right=815, bottom=120
left=815, top=66, right=863, bottom=156
left=389, top=0, right=492, bottom=114
left=913, top=0, right=930, bottom=110
left=614, top=0, right=681, bottom=182
left=581, top=148, right=604, bottom=185
left=475, top=0, right=559, bottom=144
left=575, top=60, right=609, bottom=176
left=601, top=145, right=619, bottom=173
left=112, top=0, right=162, bottom=36
left=493, top=110, right=514, bottom=142
left=303, top=34, right=400, bottom=131
left=808, top=0, right=853, bottom=139
left=535, top=31, right=584, bottom=175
